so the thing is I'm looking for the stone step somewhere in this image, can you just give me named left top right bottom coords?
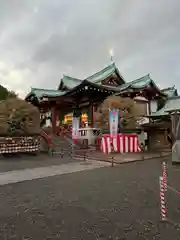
left=53, top=136, right=80, bottom=147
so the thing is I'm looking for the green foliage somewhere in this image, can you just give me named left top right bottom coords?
left=0, top=98, right=40, bottom=136
left=0, top=85, right=17, bottom=101
left=8, top=91, right=17, bottom=98
left=7, top=109, right=26, bottom=133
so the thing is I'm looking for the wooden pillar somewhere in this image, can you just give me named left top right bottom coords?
left=52, top=107, right=59, bottom=134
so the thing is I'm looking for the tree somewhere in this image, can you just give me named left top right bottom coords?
left=94, top=95, right=141, bottom=130
left=0, top=97, right=40, bottom=136
left=8, top=91, right=17, bottom=99
left=0, top=85, right=17, bottom=101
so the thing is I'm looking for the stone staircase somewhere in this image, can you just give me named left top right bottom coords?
left=40, top=132, right=105, bottom=162
left=51, top=135, right=104, bottom=161
left=51, top=135, right=81, bottom=156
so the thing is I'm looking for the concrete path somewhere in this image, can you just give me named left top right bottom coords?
left=0, top=160, right=110, bottom=186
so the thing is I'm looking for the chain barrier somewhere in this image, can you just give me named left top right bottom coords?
left=159, top=161, right=180, bottom=226
left=52, top=144, right=115, bottom=167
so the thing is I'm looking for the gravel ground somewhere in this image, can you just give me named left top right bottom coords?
left=0, top=153, right=79, bottom=172
left=0, top=158, right=179, bottom=239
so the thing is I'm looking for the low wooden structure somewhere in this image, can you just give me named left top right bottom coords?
left=142, top=121, right=171, bottom=151
left=0, top=134, right=40, bottom=155
left=146, top=95, right=180, bottom=151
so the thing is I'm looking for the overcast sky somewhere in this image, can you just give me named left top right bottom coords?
left=0, top=0, right=180, bottom=97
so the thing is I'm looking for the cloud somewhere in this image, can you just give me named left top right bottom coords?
left=0, top=0, right=180, bottom=97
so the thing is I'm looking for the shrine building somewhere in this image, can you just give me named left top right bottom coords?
left=25, top=62, right=177, bottom=134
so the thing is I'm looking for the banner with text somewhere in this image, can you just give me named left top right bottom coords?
left=72, top=117, right=80, bottom=139
left=109, top=109, right=119, bottom=136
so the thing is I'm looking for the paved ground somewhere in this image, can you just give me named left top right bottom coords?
left=0, top=150, right=170, bottom=173
left=0, top=153, right=77, bottom=173
left=0, top=157, right=179, bottom=239
left=76, top=150, right=170, bottom=163
left=0, top=160, right=109, bottom=186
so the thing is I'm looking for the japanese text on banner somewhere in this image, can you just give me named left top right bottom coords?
left=109, top=109, right=119, bottom=136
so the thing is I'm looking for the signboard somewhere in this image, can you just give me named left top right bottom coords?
left=109, top=109, right=119, bottom=136
left=72, top=117, right=80, bottom=139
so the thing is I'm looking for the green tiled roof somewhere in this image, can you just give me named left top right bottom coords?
left=60, top=72, right=154, bottom=93
left=62, top=72, right=165, bottom=95
left=58, top=62, right=125, bottom=90
left=149, top=96, right=180, bottom=117
left=161, top=86, right=178, bottom=98
left=27, top=63, right=176, bottom=105
left=26, top=88, right=66, bottom=101
left=112, top=74, right=161, bottom=93
left=60, top=75, right=82, bottom=89
left=164, top=96, right=180, bottom=112
left=130, top=74, right=152, bottom=88
left=86, top=62, right=124, bottom=84
left=148, top=108, right=169, bottom=117
left=65, top=73, right=162, bottom=96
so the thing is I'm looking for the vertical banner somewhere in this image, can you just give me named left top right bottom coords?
left=72, top=117, right=80, bottom=139
left=109, top=109, right=119, bottom=136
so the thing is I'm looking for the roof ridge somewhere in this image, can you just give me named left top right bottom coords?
left=122, top=74, right=150, bottom=86
left=117, top=74, right=164, bottom=94
left=85, top=62, right=116, bottom=80
left=131, top=74, right=150, bottom=83
left=161, top=86, right=176, bottom=91
left=62, top=75, right=82, bottom=81
left=32, top=87, right=61, bottom=92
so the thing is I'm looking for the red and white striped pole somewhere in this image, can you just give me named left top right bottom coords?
left=159, top=176, right=167, bottom=221
left=162, top=162, right=168, bottom=192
